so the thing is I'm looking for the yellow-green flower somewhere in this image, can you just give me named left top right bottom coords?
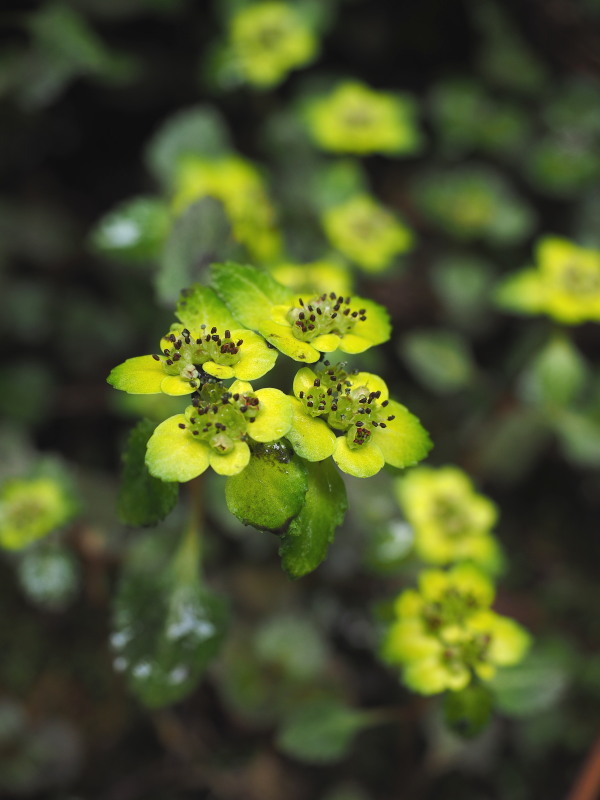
left=172, top=155, right=282, bottom=262
left=496, top=236, right=600, bottom=324
left=228, top=2, right=318, bottom=88
left=286, top=364, right=432, bottom=477
left=304, top=81, right=422, bottom=156
left=382, top=565, right=531, bottom=695
left=395, top=466, right=502, bottom=572
left=211, top=262, right=391, bottom=362
left=0, top=475, right=77, bottom=550
left=322, top=194, right=414, bottom=273
left=269, top=257, right=353, bottom=296
left=145, top=380, right=292, bottom=481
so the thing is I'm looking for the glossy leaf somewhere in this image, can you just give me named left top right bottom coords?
left=279, top=458, right=347, bottom=578
left=117, top=420, right=179, bottom=526
left=225, top=441, right=307, bottom=533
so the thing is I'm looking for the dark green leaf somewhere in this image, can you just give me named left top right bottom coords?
left=175, top=283, right=239, bottom=331
left=490, top=647, right=570, bottom=717
left=276, top=700, right=367, bottom=763
left=155, top=198, right=235, bottom=304
left=112, top=533, right=227, bottom=708
left=225, top=441, right=307, bottom=533
left=90, top=196, right=170, bottom=263
left=519, top=336, right=588, bottom=410
left=279, top=458, right=347, bottom=578
left=400, top=329, right=476, bottom=394
left=145, top=106, right=232, bottom=187
left=118, top=420, right=179, bottom=526
left=443, top=683, right=494, bottom=738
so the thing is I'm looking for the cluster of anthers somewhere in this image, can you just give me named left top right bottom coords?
left=286, top=293, right=367, bottom=342
left=152, top=326, right=244, bottom=387
left=296, top=361, right=396, bottom=449
left=176, top=383, right=260, bottom=455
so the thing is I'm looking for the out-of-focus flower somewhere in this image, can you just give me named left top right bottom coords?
left=496, top=236, right=600, bottom=324
left=172, top=155, right=281, bottom=261
left=286, top=364, right=432, bottom=477
left=228, top=2, right=318, bottom=89
left=0, top=475, right=77, bottom=550
left=304, top=81, right=422, bottom=156
left=322, top=194, right=414, bottom=273
left=395, top=466, right=502, bottom=572
left=269, top=257, right=353, bottom=296
left=145, top=380, right=292, bottom=481
left=382, top=565, right=531, bottom=695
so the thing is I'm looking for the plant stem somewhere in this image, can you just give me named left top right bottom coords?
left=172, top=477, right=203, bottom=582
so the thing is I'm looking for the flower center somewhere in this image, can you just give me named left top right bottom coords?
left=296, top=362, right=396, bottom=450
left=431, top=495, right=470, bottom=537
left=422, top=588, right=481, bottom=632
left=153, top=327, right=244, bottom=388
left=558, top=261, right=600, bottom=296
left=176, top=384, right=260, bottom=454
left=286, top=293, right=367, bottom=343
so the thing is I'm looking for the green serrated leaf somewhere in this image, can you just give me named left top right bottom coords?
left=118, top=420, right=179, bottom=526
left=520, top=336, right=588, bottom=410
left=489, top=647, right=570, bottom=717
left=145, top=105, right=232, bottom=187
left=155, top=198, right=235, bottom=304
left=276, top=700, right=367, bottom=764
left=175, top=283, right=239, bottom=331
left=211, top=262, right=292, bottom=330
left=225, top=441, right=307, bottom=533
left=91, top=196, right=170, bottom=263
left=112, top=533, right=228, bottom=708
left=279, top=458, right=347, bottom=578
left=443, top=683, right=494, bottom=738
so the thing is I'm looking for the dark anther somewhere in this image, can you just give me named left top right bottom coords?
left=178, top=423, right=186, bottom=429
left=356, top=420, right=364, bottom=427
left=360, top=316, right=367, bottom=322
left=298, top=298, right=304, bottom=306
left=329, top=292, right=336, bottom=300
left=299, top=312, right=305, bottom=320
left=307, top=401, right=314, bottom=407
left=351, top=311, right=358, bottom=318
left=211, top=334, right=219, bottom=342
left=343, top=308, right=350, bottom=316
left=331, top=312, right=337, bottom=318
left=379, top=422, right=387, bottom=428
left=249, top=418, right=256, bottom=423
left=372, top=421, right=379, bottom=427
left=225, top=330, right=231, bottom=339
left=166, top=359, right=173, bottom=366
left=192, top=430, right=199, bottom=436
left=152, top=354, right=160, bottom=361
left=168, top=334, right=176, bottom=342
left=299, top=391, right=304, bottom=398
left=240, top=406, right=248, bottom=412
left=387, top=415, right=395, bottom=421
left=359, top=309, right=366, bottom=315
left=196, top=338, right=202, bottom=344
left=237, top=340, right=243, bottom=346
left=316, top=308, right=322, bottom=315
left=331, top=403, right=338, bottom=411
left=309, top=314, right=316, bottom=322
left=345, top=297, right=351, bottom=304
left=175, top=340, right=182, bottom=349
left=211, top=326, right=217, bottom=334
left=163, top=349, right=170, bottom=356
left=172, top=353, right=181, bottom=361
left=314, top=379, right=321, bottom=387
left=381, top=400, right=389, bottom=407
left=233, top=393, right=240, bottom=400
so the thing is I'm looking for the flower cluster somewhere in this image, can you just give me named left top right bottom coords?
left=395, top=466, right=502, bottom=572
left=496, top=236, right=600, bottom=324
left=0, top=473, right=77, bottom=550
left=303, top=81, right=422, bottom=156
left=321, top=194, right=414, bottom=273
left=108, top=264, right=432, bottom=484
left=382, top=565, right=531, bottom=695
left=224, top=2, right=319, bottom=89
left=172, top=155, right=281, bottom=261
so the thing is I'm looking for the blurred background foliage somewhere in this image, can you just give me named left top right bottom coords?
left=1, top=0, right=599, bottom=797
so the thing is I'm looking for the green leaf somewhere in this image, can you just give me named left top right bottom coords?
left=279, top=458, right=347, bottom=578
left=211, top=261, right=292, bottom=330
left=225, top=441, right=307, bottom=533
left=490, top=647, right=570, bottom=718
left=112, top=533, right=228, bottom=708
left=519, top=336, right=588, bottom=410
left=155, top=198, right=235, bottom=304
left=145, top=105, right=232, bottom=187
left=90, top=196, right=170, bottom=262
left=443, top=683, right=494, bottom=738
left=552, top=410, right=600, bottom=467
left=175, top=283, right=239, bottom=331
left=17, top=544, right=80, bottom=612
left=276, top=700, right=367, bottom=763
left=118, top=420, right=179, bottom=526
left=400, top=329, right=476, bottom=394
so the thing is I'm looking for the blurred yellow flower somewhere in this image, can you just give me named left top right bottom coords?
left=229, top=2, right=318, bottom=88
left=304, top=81, right=422, bottom=156
left=269, top=257, right=353, bottom=296
left=395, top=466, right=502, bottom=572
left=322, top=194, right=414, bottom=273
left=496, top=236, right=600, bottom=324
left=382, top=565, right=531, bottom=695
left=172, top=155, right=282, bottom=261
left=0, top=475, right=77, bottom=550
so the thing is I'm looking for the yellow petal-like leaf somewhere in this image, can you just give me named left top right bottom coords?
left=209, top=441, right=250, bottom=475
left=250, top=389, right=292, bottom=442
left=146, top=415, right=210, bottom=482
left=286, top=399, right=337, bottom=461
left=107, top=356, right=164, bottom=394
left=332, top=436, right=385, bottom=477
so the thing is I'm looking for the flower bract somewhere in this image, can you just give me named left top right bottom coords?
left=322, top=194, right=414, bottom=273
left=395, top=466, right=502, bottom=572
left=303, top=81, right=422, bottom=156
left=382, top=565, right=531, bottom=695
left=211, top=262, right=391, bottom=362
left=496, top=236, right=600, bottom=324
left=145, top=380, right=292, bottom=481
left=286, top=364, right=432, bottom=477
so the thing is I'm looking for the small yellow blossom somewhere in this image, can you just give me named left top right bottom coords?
left=496, top=236, right=600, bottom=324
left=304, top=81, right=422, bottom=156
left=269, top=257, right=353, bottom=296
